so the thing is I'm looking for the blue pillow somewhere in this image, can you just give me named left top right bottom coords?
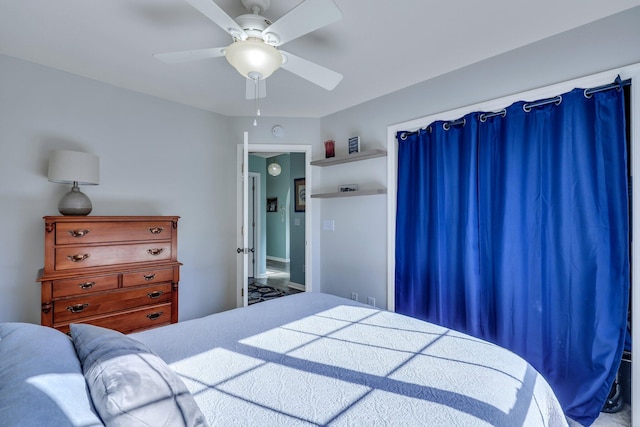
left=0, top=322, right=103, bottom=427
left=70, top=323, right=208, bottom=427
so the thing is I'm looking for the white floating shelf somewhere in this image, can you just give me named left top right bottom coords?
left=310, top=149, right=387, bottom=167
left=310, top=188, right=387, bottom=199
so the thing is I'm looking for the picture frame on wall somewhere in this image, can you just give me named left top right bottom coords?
left=294, top=178, right=306, bottom=212
left=348, top=136, right=360, bottom=154
left=267, top=197, right=278, bottom=212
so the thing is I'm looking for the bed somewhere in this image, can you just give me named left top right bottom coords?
left=0, top=292, right=568, bottom=426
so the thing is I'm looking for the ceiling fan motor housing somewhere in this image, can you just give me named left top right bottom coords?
left=234, top=14, right=272, bottom=40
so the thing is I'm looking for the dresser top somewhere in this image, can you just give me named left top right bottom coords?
left=43, top=216, right=180, bottom=222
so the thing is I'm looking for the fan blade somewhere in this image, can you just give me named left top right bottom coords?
left=184, top=0, right=247, bottom=39
left=262, top=0, right=342, bottom=46
left=280, top=51, right=342, bottom=90
left=245, top=78, right=267, bottom=100
left=153, top=47, right=225, bottom=64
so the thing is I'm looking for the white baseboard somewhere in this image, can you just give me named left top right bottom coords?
left=288, top=282, right=305, bottom=291
left=266, top=256, right=290, bottom=263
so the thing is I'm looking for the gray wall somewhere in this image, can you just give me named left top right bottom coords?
left=318, top=6, right=640, bottom=308
left=0, top=54, right=237, bottom=323
left=1, top=6, right=640, bottom=324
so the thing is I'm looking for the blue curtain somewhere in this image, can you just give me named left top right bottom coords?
left=396, top=84, right=629, bottom=426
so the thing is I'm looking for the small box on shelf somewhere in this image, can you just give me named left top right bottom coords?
left=338, top=184, right=359, bottom=193
left=324, top=140, right=335, bottom=158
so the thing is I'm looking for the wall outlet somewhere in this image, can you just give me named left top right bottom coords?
left=367, top=297, right=376, bottom=307
left=351, top=292, right=358, bottom=301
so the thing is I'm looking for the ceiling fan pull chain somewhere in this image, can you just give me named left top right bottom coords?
left=253, top=77, right=261, bottom=126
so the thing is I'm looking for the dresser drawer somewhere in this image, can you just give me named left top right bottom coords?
left=55, top=220, right=173, bottom=245
left=54, top=283, right=172, bottom=323
left=122, top=267, right=175, bottom=288
left=52, top=274, right=118, bottom=298
left=54, top=242, right=172, bottom=271
left=56, top=303, right=172, bottom=335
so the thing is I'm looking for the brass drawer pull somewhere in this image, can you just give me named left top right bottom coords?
left=147, top=290, right=164, bottom=299
left=146, top=312, right=163, bottom=321
left=78, top=281, right=95, bottom=290
left=67, top=253, right=90, bottom=262
left=147, top=248, right=164, bottom=256
left=143, top=274, right=156, bottom=281
left=148, top=226, right=164, bottom=235
left=66, top=303, right=89, bottom=313
left=68, top=229, right=90, bottom=238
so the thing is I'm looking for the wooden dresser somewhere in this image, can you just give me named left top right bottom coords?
left=38, top=216, right=180, bottom=334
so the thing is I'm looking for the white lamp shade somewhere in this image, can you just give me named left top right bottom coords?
left=48, top=150, right=100, bottom=185
left=267, top=162, right=281, bottom=176
left=225, top=38, right=283, bottom=80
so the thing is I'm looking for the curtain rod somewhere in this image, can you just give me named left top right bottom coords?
left=398, top=77, right=631, bottom=138
left=520, top=77, right=631, bottom=112
left=480, top=109, right=506, bottom=122
left=584, top=77, right=631, bottom=97
left=523, top=95, right=562, bottom=112
left=443, top=118, right=465, bottom=130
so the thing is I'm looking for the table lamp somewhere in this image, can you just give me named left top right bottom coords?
left=48, top=150, right=100, bottom=215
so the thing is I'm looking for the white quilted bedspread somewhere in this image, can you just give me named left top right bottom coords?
left=133, top=292, right=568, bottom=427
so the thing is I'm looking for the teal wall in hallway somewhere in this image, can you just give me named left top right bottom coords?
left=289, top=153, right=306, bottom=285
left=265, top=154, right=290, bottom=261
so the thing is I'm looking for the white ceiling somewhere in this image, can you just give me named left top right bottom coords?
left=1, top=0, right=639, bottom=118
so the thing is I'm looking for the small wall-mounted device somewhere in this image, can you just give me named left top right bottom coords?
left=272, top=125, right=284, bottom=138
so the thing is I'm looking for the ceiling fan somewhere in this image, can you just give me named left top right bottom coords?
left=154, top=0, right=343, bottom=99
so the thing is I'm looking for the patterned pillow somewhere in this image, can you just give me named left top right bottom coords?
left=70, top=323, right=208, bottom=427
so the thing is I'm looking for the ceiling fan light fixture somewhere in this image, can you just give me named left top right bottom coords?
left=225, top=38, right=283, bottom=80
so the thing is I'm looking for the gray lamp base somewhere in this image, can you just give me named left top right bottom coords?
left=58, top=185, right=92, bottom=216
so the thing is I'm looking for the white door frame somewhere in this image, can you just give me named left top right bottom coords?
left=248, top=172, right=261, bottom=278
left=236, top=132, right=249, bottom=307
left=236, top=142, right=312, bottom=307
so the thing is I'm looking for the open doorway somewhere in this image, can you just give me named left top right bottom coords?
left=236, top=143, right=312, bottom=308
left=247, top=152, right=304, bottom=304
